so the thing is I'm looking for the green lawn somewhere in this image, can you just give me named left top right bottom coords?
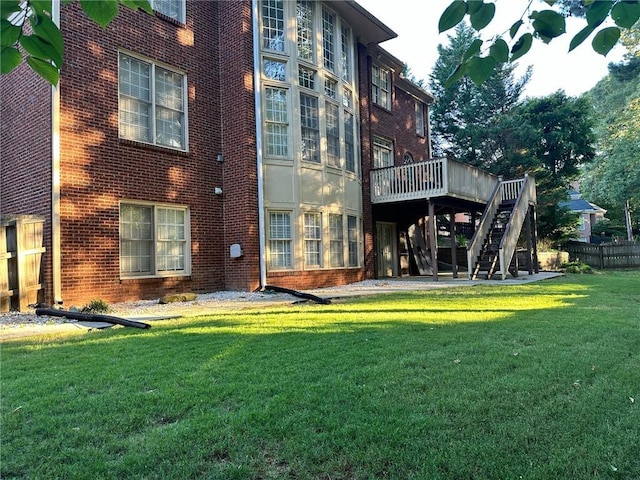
left=2, top=271, right=639, bottom=479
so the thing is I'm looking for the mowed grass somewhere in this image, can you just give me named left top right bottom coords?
left=1, top=271, right=639, bottom=479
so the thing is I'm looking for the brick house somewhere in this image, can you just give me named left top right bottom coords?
left=1, top=0, right=537, bottom=307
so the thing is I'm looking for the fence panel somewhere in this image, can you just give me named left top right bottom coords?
left=566, top=241, right=640, bottom=269
left=0, top=216, right=46, bottom=312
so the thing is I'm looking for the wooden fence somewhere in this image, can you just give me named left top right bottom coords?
left=1, top=216, right=46, bottom=312
left=566, top=241, right=640, bottom=269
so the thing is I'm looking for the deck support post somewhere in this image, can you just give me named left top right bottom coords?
left=449, top=208, right=458, bottom=278
left=428, top=201, right=438, bottom=281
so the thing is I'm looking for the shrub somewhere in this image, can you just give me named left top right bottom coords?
left=80, top=299, right=111, bottom=313
left=562, top=261, right=593, bottom=274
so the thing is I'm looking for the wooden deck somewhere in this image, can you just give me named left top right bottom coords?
left=370, top=158, right=499, bottom=205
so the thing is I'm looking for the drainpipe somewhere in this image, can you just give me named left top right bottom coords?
left=51, top=0, right=62, bottom=304
left=251, top=0, right=267, bottom=289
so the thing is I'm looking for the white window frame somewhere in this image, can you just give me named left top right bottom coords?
left=373, top=136, right=394, bottom=169
left=119, top=202, right=191, bottom=278
left=372, top=64, right=391, bottom=109
left=347, top=215, right=359, bottom=267
left=325, top=102, right=340, bottom=168
left=329, top=213, right=344, bottom=267
left=262, top=0, right=286, bottom=52
left=264, top=86, right=290, bottom=158
left=118, top=52, right=188, bottom=152
left=304, top=212, right=322, bottom=267
left=415, top=100, right=426, bottom=136
left=300, top=92, right=320, bottom=163
left=296, top=0, right=314, bottom=61
left=151, top=0, right=185, bottom=23
left=269, top=211, right=292, bottom=269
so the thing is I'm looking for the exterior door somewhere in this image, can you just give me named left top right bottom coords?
left=376, top=222, right=397, bottom=278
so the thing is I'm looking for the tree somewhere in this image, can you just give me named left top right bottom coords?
left=1, top=0, right=151, bottom=84
left=438, top=0, right=640, bottom=86
left=429, top=22, right=530, bottom=168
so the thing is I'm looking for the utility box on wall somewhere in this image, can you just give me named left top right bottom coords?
left=0, top=215, right=46, bottom=312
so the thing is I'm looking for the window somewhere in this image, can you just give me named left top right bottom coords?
left=403, top=152, right=414, bottom=164
left=151, top=0, right=185, bottom=22
left=326, top=102, right=339, bottom=167
left=372, top=64, right=391, bottom=109
left=119, top=53, right=187, bottom=150
left=329, top=214, right=344, bottom=267
left=296, top=0, right=314, bottom=60
left=269, top=212, right=292, bottom=268
left=264, top=59, right=286, bottom=81
left=324, top=77, right=337, bottom=99
left=415, top=101, right=426, bottom=136
left=304, top=213, right=322, bottom=267
left=322, top=9, right=335, bottom=72
left=344, top=111, right=355, bottom=173
left=342, top=87, right=353, bottom=108
left=120, top=203, right=190, bottom=277
left=347, top=215, right=358, bottom=267
left=341, top=26, right=352, bottom=82
left=264, top=87, right=289, bottom=157
left=298, top=66, right=316, bottom=90
left=300, top=93, right=319, bottom=162
left=373, top=136, right=393, bottom=168
left=262, top=0, right=285, bottom=51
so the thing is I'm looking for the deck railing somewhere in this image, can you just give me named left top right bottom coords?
left=370, top=158, right=498, bottom=204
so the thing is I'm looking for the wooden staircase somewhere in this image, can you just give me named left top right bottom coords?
left=467, top=175, right=538, bottom=280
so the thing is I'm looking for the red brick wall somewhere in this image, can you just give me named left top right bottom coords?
left=0, top=59, right=54, bottom=303
left=267, top=269, right=364, bottom=291
left=218, top=0, right=262, bottom=292
left=56, top=1, right=225, bottom=305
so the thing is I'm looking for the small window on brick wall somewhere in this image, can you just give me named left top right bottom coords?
left=151, top=0, right=185, bottom=23
left=119, top=202, right=190, bottom=277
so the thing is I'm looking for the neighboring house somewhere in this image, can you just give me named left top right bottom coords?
left=0, top=0, right=536, bottom=307
left=560, top=189, right=607, bottom=242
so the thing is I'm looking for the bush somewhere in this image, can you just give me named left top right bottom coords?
left=562, top=261, right=593, bottom=274
left=80, top=299, right=111, bottom=313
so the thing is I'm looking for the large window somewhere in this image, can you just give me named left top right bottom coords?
left=120, top=203, right=190, bottom=277
left=326, top=102, right=340, bottom=167
left=262, top=0, right=285, bottom=51
left=347, top=215, right=358, bottom=267
left=344, top=112, right=355, bottom=173
left=118, top=53, right=186, bottom=150
left=415, top=100, right=426, bottom=136
left=322, top=9, right=335, bottom=72
left=296, top=0, right=314, bottom=60
left=151, top=0, right=185, bottom=23
left=373, top=136, right=394, bottom=169
left=300, top=93, right=320, bottom=162
left=265, top=87, right=289, bottom=157
left=329, top=214, right=344, bottom=267
left=372, top=64, right=391, bottom=109
left=304, top=213, right=322, bottom=267
left=269, top=212, right=292, bottom=268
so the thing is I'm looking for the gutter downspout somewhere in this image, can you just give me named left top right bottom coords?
left=251, top=0, right=267, bottom=289
left=51, top=0, right=62, bottom=304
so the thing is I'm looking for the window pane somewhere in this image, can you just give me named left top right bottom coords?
left=324, top=77, right=337, bottom=99
left=298, top=66, right=315, bottom=90
left=345, top=111, right=355, bottom=173
left=119, top=97, right=151, bottom=143
left=262, top=0, right=285, bottom=51
left=329, top=214, right=343, bottom=267
left=341, top=25, right=352, bottom=82
left=263, top=59, right=286, bottom=81
left=296, top=0, right=314, bottom=60
left=265, top=87, right=288, bottom=157
left=156, top=67, right=183, bottom=111
left=326, top=102, right=339, bottom=167
left=304, top=213, right=321, bottom=267
left=269, top=212, right=291, bottom=268
left=152, top=0, right=184, bottom=22
left=348, top=215, right=358, bottom=267
left=156, top=107, right=184, bottom=149
left=322, top=10, right=335, bottom=72
left=300, top=93, right=319, bottom=162
left=120, top=204, right=153, bottom=274
left=119, top=55, right=150, bottom=101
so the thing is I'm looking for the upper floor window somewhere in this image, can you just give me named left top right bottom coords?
left=118, top=53, right=187, bottom=151
left=415, top=100, right=426, bottom=136
left=373, top=136, right=393, bottom=168
left=120, top=202, right=190, bottom=277
left=340, top=26, right=352, bottom=82
left=300, top=93, right=320, bottom=162
left=344, top=112, right=355, bottom=173
left=296, top=0, right=314, bottom=61
left=264, top=87, right=289, bottom=157
left=322, top=9, right=335, bottom=72
left=372, top=64, right=391, bottom=109
left=326, top=102, right=340, bottom=167
left=151, top=0, right=185, bottom=23
left=262, top=0, right=285, bottom=52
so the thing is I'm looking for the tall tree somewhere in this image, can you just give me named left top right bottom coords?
left=429, top=22, right=530, bottom=168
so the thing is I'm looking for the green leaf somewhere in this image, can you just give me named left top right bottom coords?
left=469, top=2, right=495, bottom=30
left=1, top=19, right=21, bottom=47
left=585, top=1, right=612, bottom=27
left=489, top=38, right=509, bottom=63
left=0, top=46, right=21, bottom=73
left=444, top=62, right=467, bottom=88
left=510, top=33, right=533, bottom=61
left=569, top=24, right=595, bottom=52
left=611, top=1, right=640, bottom=28
left=463, top=39, right=483, bottom=62
left=531, top=10, right=566, bottom=43
left=79, top=0, right=119, bottom=29
left=466, top=55, right=496, bottom=85
left=438, top=0, right=467, bottom=33
left=543, top=0, right=557, bottom=5
left=26, top=55, right=59, bottom=84
left=29, top=0, right=53, bottom=15
left=592, top=26, right=621, bottom=55
left=31, top=13, right=64, bottom=64
left=509, top=19, right=523, bottom=39
left=119, top=0, right=153, bottom=14
left=0, top=0, right=21, bottom=19
left=19, top=33, right=61, bottom=66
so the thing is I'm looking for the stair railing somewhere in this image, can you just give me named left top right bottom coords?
left=498, top=174, right=537, bottom=279
left=467, top=179, right=503, bottom=279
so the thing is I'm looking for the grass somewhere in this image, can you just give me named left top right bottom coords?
left=1, top=271, right=639, bottom=479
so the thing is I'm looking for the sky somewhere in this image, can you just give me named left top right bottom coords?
left=356, top=0, right=626, bottom=98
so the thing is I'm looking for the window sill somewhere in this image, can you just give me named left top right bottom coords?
left=119, top=138, right=189, bottom=156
